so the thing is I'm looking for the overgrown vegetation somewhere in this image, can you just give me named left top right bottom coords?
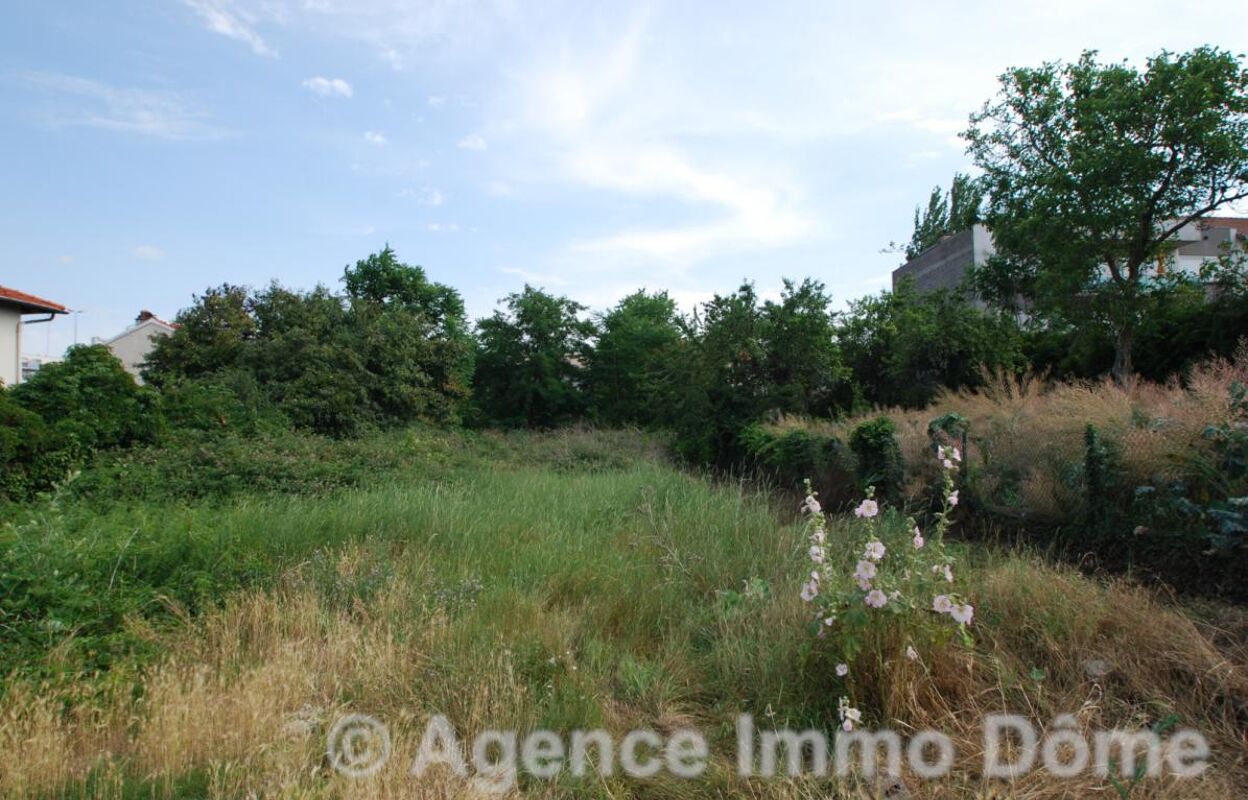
left=1, top=428, right=1244, bottom=798
left=752, top=350, right=1248, bottom=597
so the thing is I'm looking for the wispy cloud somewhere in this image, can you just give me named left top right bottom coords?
left=133, top=244, right=165, bottom=261
left=183, top=0, right=277, bottom=57
left=363, top=130, right=388, bottom=147
left=506, top=13, right=813, bottom=268
left=457, top=133, right=487, bottom=151
left=22, top=72, right=219, bottom=140
left=426, top=222, right=459, bottom=233
left=397, top=187, right=444, bottom=206
left=427, top=95, right=446, bottom=107
left=301, top=76, right=353, bottom=97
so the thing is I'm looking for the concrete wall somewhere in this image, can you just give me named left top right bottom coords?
left=106, top=321, right=173, bottom=382
left=891, top=224, right=995, bottom=294
left=0, top=307, right=20, bottom=387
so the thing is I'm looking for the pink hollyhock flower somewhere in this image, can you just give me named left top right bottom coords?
left=933, top=595, right=954, bottom=614
left=951, top=604, right=975, bottom=625
left=948, top=490, right=959, bottom=507
left=800, top=581, right=818, bottom=602
left=906, top=645, right=919, bottom=661
left=865, top=589, right=888, bottom=608
left=863, top=540, right=886, bottom=561
left=912, top=527, right=925, bottom=549
left=835, top=663, right=849, bottom=677
left=854, top=499, right=879, bottom=519
left=802, top=495, right=821, bottom=515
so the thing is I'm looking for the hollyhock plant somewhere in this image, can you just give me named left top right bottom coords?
left=797, top=435, right=975, bottom=727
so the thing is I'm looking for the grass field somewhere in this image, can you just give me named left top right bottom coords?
left=1, top=428, right=1245, bottom=798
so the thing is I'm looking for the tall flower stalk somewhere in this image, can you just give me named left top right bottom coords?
left=799, top=440, right=975, bottom=723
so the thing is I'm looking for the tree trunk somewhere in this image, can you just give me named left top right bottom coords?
left=1111, top=327, right=1134, bottom=387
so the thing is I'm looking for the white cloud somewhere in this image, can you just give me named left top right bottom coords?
left=457, top=133, right=487, bottom=151
left=399, top=187, right=444, bottom=206
left=506, top=16, right=814, bottom=267
left=363, top=130, right=388, bottom=146
left=427, top=95, right=446, bottom=107
left=426, top=222, right=459, bottom=233
left=301, top=76, right=353, bottom=97
left=183, top=0, right=277, bottom=57
left=57, top=255, right=76, bottom=266
left=23, top=72, right=217, bottom=139
left=485, top=180, right=512, bottom=197
left=133, top=245, right=165, bottom=261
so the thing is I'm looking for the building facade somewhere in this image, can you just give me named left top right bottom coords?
left=0, top=285, right=67, bottom=387
left=101, top=310, right=178, bottom=382
left=891, top=217, right=1248, bottom=296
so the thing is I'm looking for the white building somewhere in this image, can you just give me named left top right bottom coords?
left=0, top=285, right=68, bottom=387
left=101, top=310, right=178, bottom=382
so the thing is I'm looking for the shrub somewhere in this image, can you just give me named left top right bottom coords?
left=740, top=423, right=859, bottom=510
left=0, top=391, right=77, bottom=501
left=849, top=416, right=904, bottom=503
left=158, top=370, right=285, bottom=436
left=11, top=344, right=159, bottom=452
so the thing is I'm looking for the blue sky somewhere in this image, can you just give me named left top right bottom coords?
left=3, top=1, right=1247, bottom=357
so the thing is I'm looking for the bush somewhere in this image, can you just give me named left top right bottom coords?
left=158, top=370, right=286, bottom=436
left=849, top=417, right=904, bottom=503
left=0, top=391, right=78, bottom=501
left=740, top=424, right=859, bottom=510
left=11, top=345, right=159, bottom=452
left=144, top=248, right=474, bottom=437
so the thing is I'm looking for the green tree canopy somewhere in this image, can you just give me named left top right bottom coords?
left=586, top=290, right=683, bottom=426
left=965, top=46, right=1248, bottom=383
left=839, top=281, right=1024, bottom=409
left=473, top=285, right=596, bottom=428
left=760, top=278, right=850, bottom=417
left=143, top=248, right=474, bottom=435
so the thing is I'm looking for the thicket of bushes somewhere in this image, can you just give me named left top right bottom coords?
left=0, top=251, right=1243, bottom=482
left=2, top=243, right=1246, bottom=596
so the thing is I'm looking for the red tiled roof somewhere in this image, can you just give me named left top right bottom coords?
left=1201, top=216, right=1248, bottom=237
left=0, top=285, right=68, bottom=314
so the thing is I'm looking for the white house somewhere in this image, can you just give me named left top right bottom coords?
left=101, top=310, right=178, bottom=382
left=0, top=285, right=68, bottom=387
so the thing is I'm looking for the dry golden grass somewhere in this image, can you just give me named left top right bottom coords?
left=2, top=543, right=1245, bottom=799
left=771, top=349, right=1248, bottom=518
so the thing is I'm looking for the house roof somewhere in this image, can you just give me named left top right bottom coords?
left=1201, top=216, right=1248, bottom=237
left=102, top=314, right=179, bottom=346
left=0, top=285, right=68, bottom=314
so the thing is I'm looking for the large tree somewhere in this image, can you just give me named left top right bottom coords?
left=965, top=47, right=1248, bottom=384
left=586, top=290, right=683, bottom=426
left=473, top=285, right=596, bottom=428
